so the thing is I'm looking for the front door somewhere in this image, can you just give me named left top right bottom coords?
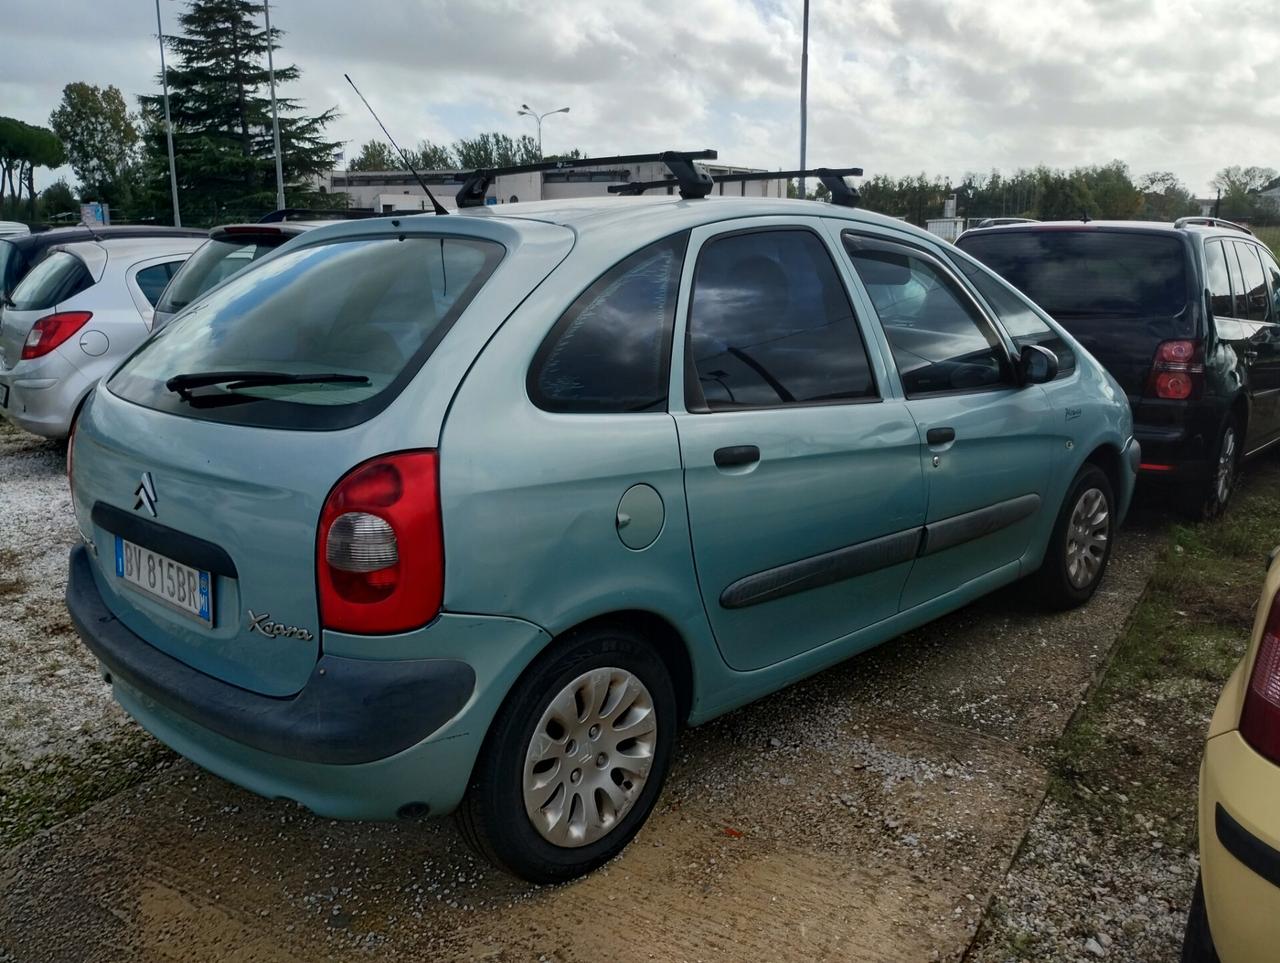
left=673, top=220, right=926, bottom=672
left=1233, top=241, right=1280, bottom=448
left=840, top=231, right=1057, bottom=609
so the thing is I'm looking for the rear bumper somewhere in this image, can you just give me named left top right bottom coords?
left=0, top=352, right=87, bottom=438
left=1198, top=730, right=1280, bottom=962
left=1131, top=397, right=1224, bottom=481
left=67, top=544, right=551, bottom=818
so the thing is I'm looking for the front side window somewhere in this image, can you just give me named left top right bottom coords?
left=1205, top=241, right=1234, bottom=318
left=1234, top=242, right=1270, bottom=322
left=944, top=249, right=1076, bottom=377
left=1260, top=249, right=1280, bottom=320
left=110, top=235, right=503, bottom=430
left=529, top=232, right=687, bottom=413
left=844, top=235, right=1009, bottom=396
left=8, top=251, right=92, bottom=311
left=685, top=229, right=876, bottom=410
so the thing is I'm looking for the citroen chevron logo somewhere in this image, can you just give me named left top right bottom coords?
left=134, top=472, right=157, bottom=517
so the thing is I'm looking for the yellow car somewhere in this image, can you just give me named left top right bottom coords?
left=1184, top=549, right=1280, bottom=961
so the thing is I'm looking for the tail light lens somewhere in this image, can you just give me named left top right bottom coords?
left=21, top=311, right=93, bottom=360
left=1241, top=587, right=1280, bottom=765
left=317, top=451, right=443, bottom=634
left=1145, top=339, right=1204, bottom=401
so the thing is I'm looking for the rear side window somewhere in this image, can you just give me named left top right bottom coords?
left=156, top=237, right=283, bottom=315
left=0, top=240, right=25, bottom=296
left=135, top=262, right=181, bottom=307
left=957, top=231, right=1190, bottom=329
left=8, top=251, right=92, bottom=311
left=110, top=235, right=503, bottom=431
left=1235, top=242, right=1270, bottom=322
left=1261, top=249, right=1280, bottom=320
left=944, top=250, right=1076, bottom=377
left=1226, top=243, right=1248, bottom=319
left=529, top=232, right=687, bottom=413
left=1205, top=241, right=1234, bottom=318
left=845, top=235, right=1009, bottom=396
left=685, top=229, right=876, bottom=410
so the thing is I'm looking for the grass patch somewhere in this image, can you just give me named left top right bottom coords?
left=0, top=733, right=174, bottom=850
left=1049, top=466, right=1279, bottom=846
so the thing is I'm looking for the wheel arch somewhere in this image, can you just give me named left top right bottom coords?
left=1083, top=440, right=1124, bottom=498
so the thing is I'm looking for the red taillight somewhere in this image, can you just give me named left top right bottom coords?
left=1145, top=339, right=1204, bottom=401
left=1241, top=588, right=1280, bottom=765
left=21, top=311, right=93, bottom=360
left=317, top=451, right=443, bottom=634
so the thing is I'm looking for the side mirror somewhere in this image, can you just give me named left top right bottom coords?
left=1018, top=343, right=1059, bottom=385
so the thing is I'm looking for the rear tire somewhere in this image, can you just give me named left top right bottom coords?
left=456, top=624, right=678, bottom=883
left=1181, top=874, right=1220, bottom=963
left=1034, top=463, right=1115, bottom=610
left=1181, top=415, right=1240, bottom=521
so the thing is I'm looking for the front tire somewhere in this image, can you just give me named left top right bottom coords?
left=456, top=624, right=678, bottom=883
left=1034, top=463, right=1115, bottom=610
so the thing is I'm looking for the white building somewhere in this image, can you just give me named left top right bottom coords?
left=318, top=160, right=788, bottom=213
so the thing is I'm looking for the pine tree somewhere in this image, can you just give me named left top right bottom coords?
left=138, top=0, right=339, bottom=222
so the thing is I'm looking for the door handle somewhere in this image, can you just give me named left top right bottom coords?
left=926, top=427, right=956, bottom=446
left=714, top=445, right=760, bottom=468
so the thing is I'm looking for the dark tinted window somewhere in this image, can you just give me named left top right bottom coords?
left=110, top=236, right=503, bottom=431
left=957, top=230, right=1190, bottom=327
left=529, top=233, right=687, bottom=413
left=135, top=261, right=181, bottom=307
left=1226, top=243, right=1248, bottom=319
left=156, top=237, right=284, bottom=315
left=1206, top=241, right=1233, bottom=317
left=8, top=251, right=92, bottom=311
left=944, top=249, right=1075, bottom=377
left=1235, top=242, right=1270, bottom=322
left=686, top=230, right=875, bottom=410
left=0, top=240, right=27, bottom=296
left=846, top=236, right=1009, bottom=396
left=1261, top=249, right=1280, bottom=320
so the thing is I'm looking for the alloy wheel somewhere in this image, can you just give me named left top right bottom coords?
left=522, top=667, right=658, bottom=848
left=1214, top=426, right=1237, bottom=508
left=1065, top=486, right=1109, bottom=589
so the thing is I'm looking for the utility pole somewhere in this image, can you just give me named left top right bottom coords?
left=155, top=0, right=181, bottom=227
left=263, top=0, right=286, bottom=212
left=799, top=0, right=810, bottom=199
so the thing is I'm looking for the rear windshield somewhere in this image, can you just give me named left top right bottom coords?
left=155, top=236, right=284, bottom=315
left=0, top=240, right=26, bottom=297
left=109, top=235, right=504, bottom=430
left=8, top=250, right=93, bottom=311
left=957, top=230, right=1190, bottom=321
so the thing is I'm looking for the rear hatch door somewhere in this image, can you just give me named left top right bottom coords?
left=73, top=217, right=573, bottom=696
left=957, top=227, right=1196, bottom=396
left=0, top=246, right=100, bottom=369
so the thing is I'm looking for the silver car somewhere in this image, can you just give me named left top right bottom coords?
left=0, top=235, right=201, bottom=438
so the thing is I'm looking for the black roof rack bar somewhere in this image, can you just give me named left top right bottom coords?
left=610, top=166, right=863, bottom=208
left=454, top=150, right=718, bottom=208
left=1173, top=215, right=1254, bottom=236
left=258, top=208, right=385, bottom=223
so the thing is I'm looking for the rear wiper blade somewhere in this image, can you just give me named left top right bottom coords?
left=165, top=370, right=370, bottom=401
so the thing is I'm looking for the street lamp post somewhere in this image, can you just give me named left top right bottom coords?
left=263, top=0, right=286, bottom=212
left=517, top=104, right=570, bottom=160
left=155, top=0, right=181, bottom=227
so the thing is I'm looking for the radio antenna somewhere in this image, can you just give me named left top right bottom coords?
left=344, top=73, right=449, bottom=216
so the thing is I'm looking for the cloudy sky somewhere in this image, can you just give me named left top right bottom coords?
left=2, top=0, right=1277, bottom=196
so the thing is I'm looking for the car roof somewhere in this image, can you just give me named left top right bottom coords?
left=959, top=219, right=1264, bottom=241
left=2, top=225, right=206, bottom=252
left=49, top=236, right=205, bottom=258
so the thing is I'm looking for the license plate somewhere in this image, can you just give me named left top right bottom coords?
left=114, top=536, right=213, bottom=626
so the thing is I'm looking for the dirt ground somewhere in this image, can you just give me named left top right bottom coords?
left=0, top=418, right=1167, bottom=962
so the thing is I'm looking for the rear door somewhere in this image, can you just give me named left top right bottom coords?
left=673, top=218, right=925, bottom=672
left=1231, top=241, right=1280, bottom=447
left=841, top=231, right=1057, bottom=609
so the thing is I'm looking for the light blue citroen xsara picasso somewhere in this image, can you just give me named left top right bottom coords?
left=67, top=156, right=1137, bottom=882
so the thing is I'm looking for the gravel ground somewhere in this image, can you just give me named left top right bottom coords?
left=0, top=398, right=1170, bottom=963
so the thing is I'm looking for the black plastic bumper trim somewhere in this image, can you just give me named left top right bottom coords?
left=66, top=545, right=474, bottom=765
left=1216, top=802, right=1280, bottom=890
left=92, top=501, right=238, bottom=578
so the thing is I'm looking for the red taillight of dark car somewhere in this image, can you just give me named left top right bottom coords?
left=317, top=451, right=444, bottom=635
left=21, top=311, right=93, bottom=360
left=1145, top=339, right=1204, bottom=401
left=1240, top=586, right=1280, bottom=766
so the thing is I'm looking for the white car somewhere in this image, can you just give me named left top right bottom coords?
left=0, top=221, right=30, bottom=239
left=0, top=235, right=201, bottom=438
